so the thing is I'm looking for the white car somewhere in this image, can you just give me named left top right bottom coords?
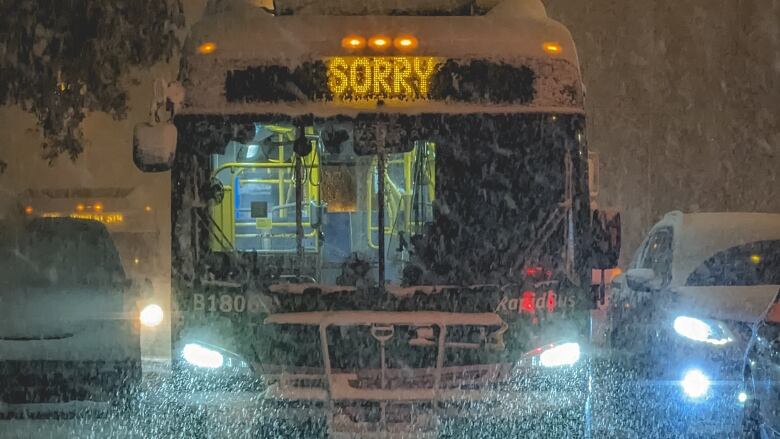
left=611, top=211, right=780, bottom=332
left=607, top=211, right=780, bottom=433
left=0, top=218, right=142, bottom=417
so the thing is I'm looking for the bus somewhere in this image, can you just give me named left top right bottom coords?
left=132, top=0, right=619, bottom=436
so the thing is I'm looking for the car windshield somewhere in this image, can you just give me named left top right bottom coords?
left=686, top=240, right=780, bottom=286
left=0, top=219, right=126, bottom=288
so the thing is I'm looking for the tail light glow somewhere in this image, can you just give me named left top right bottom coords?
left=521, top=291, right=536, bottom=313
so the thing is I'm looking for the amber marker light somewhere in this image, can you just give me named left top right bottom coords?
left=196, top=42, right=217, bottom=55
left=543, top=42, right=563, bottom=55
left=24, top=206, right=33, bottom=215
left=369, top=35, right=391, bottom=50
left=394, top=35, right=418, bottom=50
left=341, top=35, right=366, bottom=50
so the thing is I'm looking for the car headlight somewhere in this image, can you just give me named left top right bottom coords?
left=680, top=368, right=710, bottom=399
left=140, top=304, right=164, bottom=327
left=176, top=342, right=257, bottom=392
left=673, top=316, right=733, bottom=345
left=180, top=342, right=252, bottom=372
left=523, top=342, right=581, bottom=368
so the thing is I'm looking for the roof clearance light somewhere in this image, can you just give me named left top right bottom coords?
left=197, top=42, right=217, bottom=55
left=24, top=206, right=33, bottom=215
left=543, top=42, right=563, bottom=55
left=394, top=35, right=418, bottom=50
left=341, top=35, right=366, bottom=50
left=76, top=203, right=85, bottom=212
left=369, top=35, right=391, bottom=51
left=93, top=202, right=103, bottom=213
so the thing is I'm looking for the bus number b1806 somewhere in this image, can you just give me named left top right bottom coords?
left=192, top=293, right=262, bottom=314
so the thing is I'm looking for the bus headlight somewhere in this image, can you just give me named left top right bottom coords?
left=180, top=342, right=252, bottom=373
left=182, top=343, right=224, bottom=369
left=522, top=342, right=581, bottom=368
left=140, top=304, right=164, bottom=327
left=673, top=316, right=733, bottom=345
left=539, top=342, right=581, bottom=367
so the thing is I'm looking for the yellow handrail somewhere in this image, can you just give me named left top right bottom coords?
left=211, top=157, right=320, bottom=249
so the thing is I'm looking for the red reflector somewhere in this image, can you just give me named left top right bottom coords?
left=524, top=267, right=542, bottom=277
left=546, top=290, right=557, bottom=313
left=521, top=291, right=536, bottom=313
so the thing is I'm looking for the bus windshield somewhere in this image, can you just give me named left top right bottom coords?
left=183, top=112, right=587, bottom=288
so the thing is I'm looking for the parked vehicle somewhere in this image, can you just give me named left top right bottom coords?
left=16, top=187, right=171, bottom=370
left=608, top=211, right=780, bottom=432
left=742, top=290, right=780, bottom=438
left=0, top=217, right=142, bottom=418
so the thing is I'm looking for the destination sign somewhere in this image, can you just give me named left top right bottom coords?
left=326, top=56, right=442, bottom=101
left=225, top=59, right=539, bottom=105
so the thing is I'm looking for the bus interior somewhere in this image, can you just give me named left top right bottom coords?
left=208, top=122, right=436, bottom=285
left=201, top=114, right=583, bottom=288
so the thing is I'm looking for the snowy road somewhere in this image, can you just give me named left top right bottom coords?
left=0, top=381, right=743, bottom=439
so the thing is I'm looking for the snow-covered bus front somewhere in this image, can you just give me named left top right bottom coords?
left=132, top=0, right=619, bottom=436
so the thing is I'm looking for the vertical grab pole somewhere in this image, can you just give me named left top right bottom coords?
left=295, top=154, right=304, bottom=277
left=376, top=124, right=387, bottom=291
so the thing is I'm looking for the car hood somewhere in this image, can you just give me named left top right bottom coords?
left=671, top=284, right=780, bottom=324
left=0, top=287, right=139, bottom=361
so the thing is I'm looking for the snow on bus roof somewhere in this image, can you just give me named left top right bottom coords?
left=272, top=0, right=500, bottom=16
left=265, top=311, right=505, bottom=327
left=183, top=0, right=582, bottom=115
left=187, top=0, right=576, bottom=66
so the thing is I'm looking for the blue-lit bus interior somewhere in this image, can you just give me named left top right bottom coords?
left=209, top=123, right=435, bottom=284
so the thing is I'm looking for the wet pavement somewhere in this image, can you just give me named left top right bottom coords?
left=0, top=373, right=744, bottom=439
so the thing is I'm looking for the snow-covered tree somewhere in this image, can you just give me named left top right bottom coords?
left=0, top=0, right=185, bottom=169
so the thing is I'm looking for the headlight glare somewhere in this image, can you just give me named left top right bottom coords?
left=538, top=342, right=581, bottom=367
left=673, top=316, right=733, bottom=345
left=182, top=343, right=224, bottom=369
left=140, top=304, right=164, bottom=327
left=680, top=368, right=710, bottom=399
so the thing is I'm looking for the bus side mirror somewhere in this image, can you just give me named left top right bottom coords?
left=592, top=209, right=621, bottom=269
left=133, top=122, right=177, bottom=172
